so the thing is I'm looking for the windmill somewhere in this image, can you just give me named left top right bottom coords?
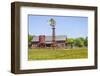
left=49, top=18, right=56, bottom=49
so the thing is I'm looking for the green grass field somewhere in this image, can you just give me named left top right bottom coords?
left=28, top=48, right=88, bottom=60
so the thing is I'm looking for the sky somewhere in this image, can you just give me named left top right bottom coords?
left=28, top=15, right=88, bottom=38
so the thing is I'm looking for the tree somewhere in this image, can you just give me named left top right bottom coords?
left=67, top=38, right=74, bottom=48
left=74, top=38, right=84, bottom=47
left=28, top=35, right=33, bottom=43
left=28, top=35, right=33, bottom=48
left=84, top=37, right=88, bottom=47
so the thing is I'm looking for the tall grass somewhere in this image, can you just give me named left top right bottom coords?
left=28, top=48, right=88, bottom=60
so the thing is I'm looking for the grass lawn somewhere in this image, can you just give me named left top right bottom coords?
left=28, top=48, right=88, bottom=60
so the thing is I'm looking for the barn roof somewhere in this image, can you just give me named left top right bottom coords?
left=32, top=35, right=67, bottom=42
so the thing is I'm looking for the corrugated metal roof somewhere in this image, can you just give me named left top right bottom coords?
left=32, top=35, right=67, bottom=42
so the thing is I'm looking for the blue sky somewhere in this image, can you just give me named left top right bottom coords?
left=28, top=15, right=88, bottom=38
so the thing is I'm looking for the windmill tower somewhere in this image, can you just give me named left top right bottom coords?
left=49, top=18, right=56, bottom=49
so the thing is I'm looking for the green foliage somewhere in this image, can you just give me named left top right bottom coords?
left=84, top=37, right=88, bottom=47
left=66, top=37, right=88, bottom=48
left=74, top=38, right=84, bottom=47
left=28, top=35, right=33, bottom=43
left=67, top=38, right=74, bottom=48
left=67, top=38, right=74, bottom=43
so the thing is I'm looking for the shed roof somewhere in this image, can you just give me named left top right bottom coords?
left=32, top=35, right=67, bottom=42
